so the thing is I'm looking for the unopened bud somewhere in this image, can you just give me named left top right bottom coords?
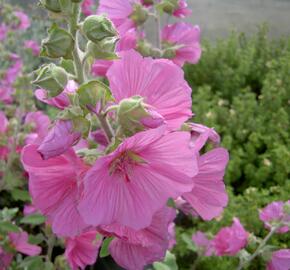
left=162, top=47, right=176, bottom=59
left=86, top=39, right=119, bottom=60
left=40, top=0, right=61, bottom=13
left=32, top=64, right=68, bottom=97
left=130, top=4, right=149, bottom=26
left=83, top=15, right=118, bottom=44
left=158, top=0, right=178, bottom=14
left=41, top=24, right=74, bottom=59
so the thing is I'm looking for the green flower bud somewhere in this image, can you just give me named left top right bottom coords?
left=130, top=4, right=149, bottom=26
left=41, top=24, right=74, bottom=59
left=142, top=0, right=154, bottom=5
left=83, top=15, right=118, bottom=44
left=71, top=0, right=83, bottom=2
left=157, top=0, right=178, bottom=14
left=40, top=0, right=62, bottom=13
left=32, top=64, right=68, bottom=97
left=162, top=47, right=176, bottom=59
left=86, top=39, right=119, bottom=60
left=136, top=40, right=153, bottom=57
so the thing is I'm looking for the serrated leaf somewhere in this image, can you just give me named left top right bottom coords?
left=20, top=214, right=46, bottom=225
left=11, top=189, right=31, bottom=202
left=99, top=237, right=113, bottom=258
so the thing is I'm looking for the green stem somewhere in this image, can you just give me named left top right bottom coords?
left=69, top=3, right=85, bottom=84
left=237, top=226, right=278, bottom=270
left=154, top=3, right=162, bottom=50
left=46, top=235, right=55, bottom=262
left=97, top=114, right=114, bottom=142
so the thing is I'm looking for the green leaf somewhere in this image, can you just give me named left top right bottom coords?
left=29, top=233, right=46, bottom=245
left=18, top=256, right=45, bottom=270
left=99, top=237, right=113, bottom=258
left=153, top=251, right=178, bottom=270
left=0, top=221, right=20, bottom=233
left=0, top=207, right=18, bottom=221
left=11, top=189, right=31, bottom=202
left=20, top=214, right=46, bottom=225
left=181, top=233, right=197, bottom=252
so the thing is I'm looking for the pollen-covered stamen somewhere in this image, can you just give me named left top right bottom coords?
left=109, top=151, right=147, bottom=182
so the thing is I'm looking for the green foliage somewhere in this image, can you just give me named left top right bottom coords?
left=185, top=27, right=290, bottom=191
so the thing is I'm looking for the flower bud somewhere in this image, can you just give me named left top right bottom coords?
left=142, top=0, right=154, bottom=6
left=37, top=120, right=81, bottom=160
left=40, top=0, right=61, bottom=13
left=158, top=0, right=178, bottom=14
left=71, top=0, right=83, bottom=2
left=117, top=96, right=165, bottom=136
left=86, top=39, right=119, bottom=60
left=82, top=15, right=118, bottom=44
left=32, top=64, right=68, bottom=97
left=162, top=47, right=176, bottom=59
left=130, top=4, right=149, bottom=26
left=41, top=24, right=74, bottom=59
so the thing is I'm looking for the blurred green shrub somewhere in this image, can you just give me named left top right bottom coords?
left=185, top=27, right=290, bottom=191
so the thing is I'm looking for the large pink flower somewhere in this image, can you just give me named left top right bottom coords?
left=259, top=201, right=290, bottom=234
left=162, top=22, right=201, bottom=67
left=14, top=11, right=30, bottom=30
left=21, top=145, right=88, bottom=237
left=24, top=111, right=51, bottom=144
left=65, top=230, right=102, bottom=270
left=101, top=207, right=176, bottom=270
left=182, top=147, right=229, bottom=220
left=98, top=0, right=140, bottom=35
left=107, top=50, right=192, bottom=129
left=213, top=218, right=249, bottom=256
left=35, top=80, right=78, bottom=110
left=9, top=231, right=41, bottom=256
left=267, top=249, right=290, bottom=270
left=79, top=127, right=196, bottom=230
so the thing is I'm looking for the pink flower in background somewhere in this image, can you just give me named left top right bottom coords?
left=0, top=111, right=8, bottom=133
left=9, top=231, right=41, bottom=256
left=0, top=84, right=14, bottom=104
left=65, top=231, right=102, bottom=270
left=0, top=23, right=8, bottom=41
left=173, top=0, right=192, bottom=18
left=107, top=50, right=192, bottom=129
left=213, top=218, right=249, bottom=256
left=79, top=127, right=196, bottom=230
left=81, top=0, right=95, bottom=16
left=14, top=11, right=30, bottom=30
left=98, top=0, right=140, bottom=35
left=0, top=247, right=13, bottom=269
left=35, top=80, right=78, bottom=110
left=267, top=249, right=290, bottom=270
left=162, top=23, right=201, bottom=67
left=92, top=27, right=137, bottom=77
left=182, top=148, right=229, bottom=220
left=23, top=204, right=39, bottom=216
left=4, top=55, right=23, bottom=85
left=24, top=40, right=40, bottom=56
left=174, top=197, right=199, bottom=217
left=259, top=201, right=290, bottom=234
left=37, top=120, right=81, bottom=160
left=101, top=207, right=176, bottom=270
left=21, top=145, right=88, bottom=237
left=192, top=231, right=214, bottom=256
left=24, top=111, right=51, bottom=144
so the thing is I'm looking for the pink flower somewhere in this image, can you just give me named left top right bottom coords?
left=192, top=231, right=214, bottom=256
left=190, top=122, right=220, bottom=151
left=173, top=0, right=192, bottom=18
left=0, top=247, right=13, bottom=269
left=9, top=231, right=41, bottom=256
left=21, top=145, right=88, bottom=236
left=174, top=197, right=199, bottom=217
left=23, top=204, right=39, bottom=216
left=37, top=120, right=81, bottom=160
left=35, top=80, right=78, bottom=110
left=65, top=231, right=102, bottom=270
left=107, top=50, right=192, bottom=129
left=81, top=0, right=95, bottom=16
left=162, top=22, right=201, bottom=67
left=101, top=207, right=176, bottom=270
left=4, top=55, right=23, bottom=85
left=0, top=111, right=8, bottom=133
left=14, top=11, right=30, bottom=30
left=267, top=249, right=290, bottom=270
left=0, top=84, right=14, bottom=104
left=24, top=111, right=51, bottom=144
left=0, top=23, right=8, bottom=41
left=213, top=218, right=249, bottom=256
left=24, top=40, right=40, bottom=56
left=259, top=201, right=290, bottom=234
left=182, top=147, right=229, bottom=220
left=98, top=0, right=140, bottom=35
left=92, top=28, right=137, bottom=77
left=90, top=129, right=109, bottom=147
left=79, top=127, right=196, bottom=230
left=168, top=222, right=176, bottom=250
